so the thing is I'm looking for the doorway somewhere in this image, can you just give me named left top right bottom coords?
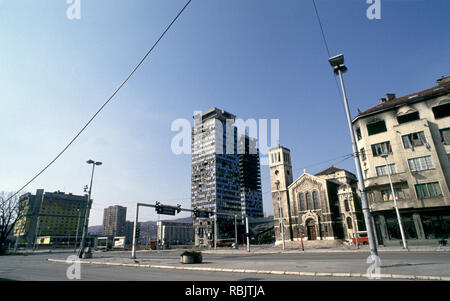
left=306, top=219, right=317, bottom=240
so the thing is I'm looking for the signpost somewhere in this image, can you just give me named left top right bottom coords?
left=131, top=202, right=251, bottom=259
left=298, top=225, right=305, bottom=251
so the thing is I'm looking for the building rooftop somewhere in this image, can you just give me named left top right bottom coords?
left=353, top=76, right=450, bottom=122
left=193, top=107, right=236, bottom=122
left=314, top=166, right=345, bottom=176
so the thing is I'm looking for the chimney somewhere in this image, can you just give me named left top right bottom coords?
left=385, top=93, right=396, bottom=101
left=379, top=97, right=387, bottom=104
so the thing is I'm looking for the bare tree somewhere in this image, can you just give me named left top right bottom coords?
left=0, top=191, right=23, bottom=252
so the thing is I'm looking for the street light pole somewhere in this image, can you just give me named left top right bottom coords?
left=382, top=154, right=408, bottom=249
left=74, top=208, right=81, bottom=252
left=329, top=54, right=378, bottom=257
left=78, top=160, right=102, bottom=258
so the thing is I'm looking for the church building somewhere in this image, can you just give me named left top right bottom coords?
left=269, top=146, right=366, bottom=246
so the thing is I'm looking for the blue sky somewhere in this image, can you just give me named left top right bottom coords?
left=1, top=0, right=449, bottom=225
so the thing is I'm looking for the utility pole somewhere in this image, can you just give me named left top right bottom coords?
left=131, top=204, right=139, bottom=259
left=329, top=54, right=378, bottom=257
left=33, top=216, right=41, bottom=250
left=13, top=218, right=24, bottom=254
left=382, top=154, right=408, bottom=249
left=214, top=214, right=217, bottom=250
left=245, top=215, right=250, bottom=252
left=348, top=190, right=360, bottom=249
left=234, top=215, right=238, bottom=246
left=74, top=207, right=81, bottom=252
left=78, top=160, right=102, bottom=258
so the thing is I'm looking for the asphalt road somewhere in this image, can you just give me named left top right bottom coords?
left=1, top=250, right=448, bottom=281
left=0, top=252, right=361, bottom=281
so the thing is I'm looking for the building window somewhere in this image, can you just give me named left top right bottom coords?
left=402, top=131, right=428, bottom=149
left=312, top=191, right=319, bottom=210
left=305, top=192, right=312, bottom=210
left=376, top=163, right=397, bottom=176
left=347, top=217, right=353, bottom=229
left=397, top=111, right=420, bottom=124
left=360, top=148, right=366, bottom=161
left=367, top=191, right=375, bottom=203
left=364, top=169, right=370, bottom=179
left=367, top=120, right=387, bottom=136
left=381, top=188, right=404, bottom=201
left=432, top=103, right=450, bottom=119
left=298, top=193, right=305, bottom=211
left=344, top=199, right=350, bottom=212
left=371, top=141, right=392, bottom=157
left=356, top=127, right=362, bottom=140
left=415, top=182, right=442, bottom=198
left=421, top=213, right=450, bottom=239
left=408, top=155, right=434, bottom=172
left=440, top=128, right=450, bottom=145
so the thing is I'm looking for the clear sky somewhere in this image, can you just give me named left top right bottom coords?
left=1, top=0, right=449, bottom=225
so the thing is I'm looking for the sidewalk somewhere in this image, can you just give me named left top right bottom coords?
left=198, top=244, right=450, bottom=255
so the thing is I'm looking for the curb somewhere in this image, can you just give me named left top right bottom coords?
left=47, top=259, right=449, bottom=281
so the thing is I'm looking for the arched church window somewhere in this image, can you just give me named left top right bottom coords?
left=344, top=199, right=350, bottom=212
left=347, top=217, right=353, bottom=229
left=312, top=191, right=319, bottom=209
left=299, top=193, right=305, bottom=211
left=306, top=192, right=312, bottom=210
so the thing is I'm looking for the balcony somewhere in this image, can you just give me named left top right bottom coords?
left=364, top=172, right=408, bottom=188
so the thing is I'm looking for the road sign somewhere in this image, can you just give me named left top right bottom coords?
left=157, top=206, right=176, bottom=216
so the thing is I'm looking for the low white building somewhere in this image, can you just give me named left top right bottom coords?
left=157, top=221, right=194, bottom=247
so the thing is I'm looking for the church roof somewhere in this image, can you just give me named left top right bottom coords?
left=314, top=166, right=344, bottom=176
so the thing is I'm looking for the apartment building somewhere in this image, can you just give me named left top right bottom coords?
left=191, top=108, right=263, bottom=246
left=13, top=189, right=89, bottom=246
left=352, top=76, right=450, bottom=245
left=102, top=205, right=127, bottom=237
left=156, top=221, right=194, bottom=247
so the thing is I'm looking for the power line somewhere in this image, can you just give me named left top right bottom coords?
left=5, top=0, right=193, bottom=204
left=311, top=0, right=348, bottom=112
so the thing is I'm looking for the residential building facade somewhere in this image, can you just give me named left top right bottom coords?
left=191, top=108, right=263, bottom=246
left=13, top=189, right=89, bottom=246
left=352, top=76, right=450, bottom=245
left=157, top=221, right=194, bottom=247
left=102, top=205, right=127, bottom=237
left=238, top=134, right=264, bottom=218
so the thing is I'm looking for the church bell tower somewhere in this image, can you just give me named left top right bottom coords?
left=269, top=146, right=294, bottom=244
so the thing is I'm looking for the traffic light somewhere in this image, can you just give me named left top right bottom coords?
left=193, top=207, right=210, bottom=218
left=176, top=204, right=182, bottom=214
left=193, top=207, right=199, bottom=218
left=136, top=227, right=141, bottom=239
left=155, top=201, right=161, bottom=214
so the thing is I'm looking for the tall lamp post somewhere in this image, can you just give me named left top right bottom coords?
left=381, top=154, right=408, bottom=249
left=328, top=54, right=378, bottom=257
left=78, top=159, right=102, bottom=258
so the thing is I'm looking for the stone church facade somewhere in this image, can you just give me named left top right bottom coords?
left=269, top=146, right=365, bottom=246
